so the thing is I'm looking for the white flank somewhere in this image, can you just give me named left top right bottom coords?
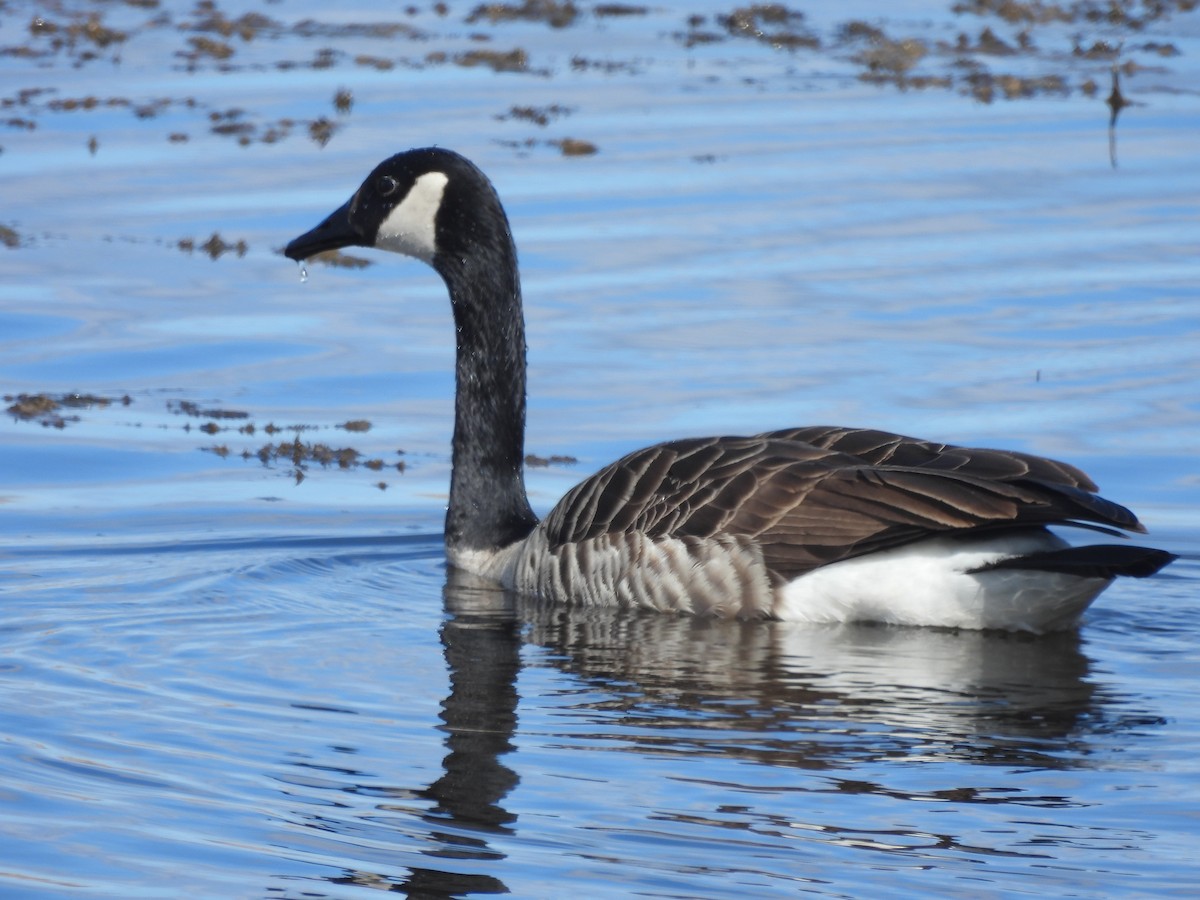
left=374, top=170, right=450, bottom=263
left=776, top=532, right=1110, bottom=632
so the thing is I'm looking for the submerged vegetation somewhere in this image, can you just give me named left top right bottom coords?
left=6, top=389, right=574, bottom=490
left=0, top=0, right=1189, bottom=266
left=2, top=0, right=1192, bottom=169
left=6, top=392, right=131, bottom=429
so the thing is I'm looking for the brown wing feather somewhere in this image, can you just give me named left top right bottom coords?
left=538, top=428, right=1142, bottom=580
left=763, top=425, right=1099, bottom=491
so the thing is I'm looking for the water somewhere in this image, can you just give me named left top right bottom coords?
left=2, top=1, right=1199, bottom=897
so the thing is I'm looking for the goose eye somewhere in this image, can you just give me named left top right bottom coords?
left=377, top=175, right=399, bottom=197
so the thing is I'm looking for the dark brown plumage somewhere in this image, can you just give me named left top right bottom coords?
left=539, top=427, right=1149, bottom=584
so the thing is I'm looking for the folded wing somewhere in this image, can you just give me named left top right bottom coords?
left=539, top=427, right=1147, bottom=583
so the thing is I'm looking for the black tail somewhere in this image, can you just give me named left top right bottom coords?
left=976, top=544, right=1177, bottom=579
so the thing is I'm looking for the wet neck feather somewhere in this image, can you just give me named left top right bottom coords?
left=435, top=237, right=538, bottom=553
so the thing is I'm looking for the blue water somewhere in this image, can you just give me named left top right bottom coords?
left=2, top=2, right=1198, bottom=897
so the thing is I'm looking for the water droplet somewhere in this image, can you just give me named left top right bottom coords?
left=299, top=262, right=308, bottom=283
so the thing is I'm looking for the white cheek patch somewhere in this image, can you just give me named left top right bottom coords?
left=374, top=170, right=449, bottom=263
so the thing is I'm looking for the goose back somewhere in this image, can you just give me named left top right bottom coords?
left=536, top=427, right=1144, bottom=583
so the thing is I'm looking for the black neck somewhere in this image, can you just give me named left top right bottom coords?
left=434, top=242, right=538, bottom=553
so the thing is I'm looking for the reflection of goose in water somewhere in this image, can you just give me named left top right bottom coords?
left=324, top=570, right=525, bottom=898
left=296, top=565, right=1156, bottom=896
left=286, top=147, right=1174, bottom=632
left=444, top=570, right=1124, bottom=775
left=404, top=576, right=520, bottom=898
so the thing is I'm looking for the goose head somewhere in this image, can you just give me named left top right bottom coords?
left=284, top=147, right=513, bottom=276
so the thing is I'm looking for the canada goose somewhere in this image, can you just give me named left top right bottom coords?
left=285, top=147, right=1174, bottom=632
